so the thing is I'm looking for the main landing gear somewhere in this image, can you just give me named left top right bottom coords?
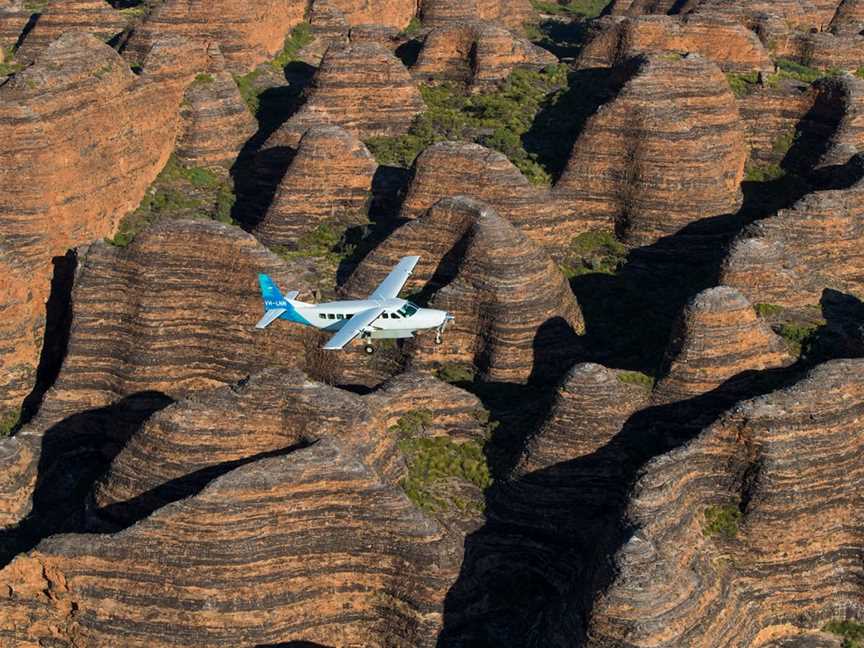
left=364, top=344, right=375, bottom=355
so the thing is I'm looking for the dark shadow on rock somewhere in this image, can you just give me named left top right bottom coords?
left=19, top=250, right=77, bottom=428
left=0, top=391, right=173, bottom=567
left=815, top=288, right=864, bottom=361
left=437, top=362, right=803, bottom=646
left=13, top=12, right=40, bottom=52
left=395, top=38, right=423, bottom=67
left=93, top=439, right=313, bottom=531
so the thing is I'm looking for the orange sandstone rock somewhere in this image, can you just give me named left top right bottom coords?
left=420, top=0, right=534, bottom=31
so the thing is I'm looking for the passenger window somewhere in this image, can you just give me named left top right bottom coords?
left=319, top=314, right=326, bottom=319
left=327, top=313, right=335, bottom=320
left=392, top=313, right=400, bottom=319
left=382, top=313, right=389, bottom=319
left=337, top=314, right=344, bottom=320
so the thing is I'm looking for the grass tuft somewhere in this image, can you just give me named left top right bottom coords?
left=754, top=303, right=783, bottom=318
left=560, top=229, right=627, bottom=278
left=530, top=0, right=607, bottom=18
left=436, top=363, right=476, bottom=384
left=0, top=408, right=21, bottom=437
left=824, top=620, right=864, bottom=648
left=703, top=504, right=741, bottom=539
left=617, top=371, right=654, bottom=389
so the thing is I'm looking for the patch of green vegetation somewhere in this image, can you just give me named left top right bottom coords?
left=389, top=409, right=433, bottom=438
left=617, top=370, right=654, bottom=390
left=399, top=16, right=423, bottom=38
left=857, top=68, right=864, bottom=81
left=398, top=433, right=493, bottom=515
left=754, top=303, right=784, bottom=318
left=270, top=221, right=361, bottom=291
left=530, top=0, right=607, bottom=18
left=0, top=408, right=21, bottom=437
left=23, top=0, right=47, bottom=13
left=365, top=65, right=571, bottom=185
left=775, top=58, right=836, bottom=84
left=0, top=48, right=24, bottom=76
left=106, top=155, right=237, bottom=247
left=824, top=620, right=864, bottom=648
left=560, top=229, right=628, bottom=278
left=118, top=5, right=147, bottom=17
left=744, top=162, right=786, bottom=183
left=703, top=504, right=741, bottom=539
left=193, top=72, right=214, bottom=84
left=776, top=321, right=822, bottom=356
left=726, top=71, right=760, bottom=98
left=436, top=363, right=476, bottom=384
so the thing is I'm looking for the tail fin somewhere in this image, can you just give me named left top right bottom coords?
left=256, top=274, right=305, bottom=329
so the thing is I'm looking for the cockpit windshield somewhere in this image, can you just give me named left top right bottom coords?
left=398, top=302, right=419, bottom=317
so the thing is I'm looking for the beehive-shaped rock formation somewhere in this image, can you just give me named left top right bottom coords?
left=557, top=53, right=747, bottom=246
left=576, top=15, right=774, bottom=73
left=652, top=287, right=794, bottom=405
left=268, top=41, right=425, bottom=148
left=0, top=32, right=207, bottom=412
left=419, top=0, right=534, bottom=31
left=689, top=0, right=823, bottom=30
left=124, top=0, right=306, bottom=71
left=0, top=438, right=459, bottom=647
left=14, top=0, right=127, bottom=63
left=346, top=196, right=584, bottom=382
left=322, top=0, right=417, bottom=29
left=720, top=169, right=864, bottom=308
left=518, top=363, right=650, bottom=474
left=253, top=125, right=377, bottom=247
left=412, top=21, right=556, bottom=90
left=401, top=142, right=593, bottom=250
left=175, top=46, right=257, bottom=168
left=0, top=219, right=315, bottom=528
left=588, top=359, right=864, bottom=646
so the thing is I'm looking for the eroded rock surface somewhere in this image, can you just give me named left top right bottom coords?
left=419, top=0, right=534, bottom=31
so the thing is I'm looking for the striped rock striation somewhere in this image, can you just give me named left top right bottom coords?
left=269, top=41, right=425, bottom=148
left=0, top=437, right=460, bottom=647
left=14, top=0, right=128, bottom=63
left=253, top=125, right=377, bottom=248
left=0, top=219, right=316, bottom=528
left=0, top=1, right=31, bottom=52
left=321, top=0, right=416, bottom=29
left=419, top=0, right=534, bottom=31
left=558, top=53, right=747, bottom=246
left=720, top=160, right=864, bottom=308
left=688, top=0, right=824, bottom=30
left=576, top=14, right=774, bottom=73
left=123, top=0, right=306, bottom=72
left=735, top=81, right=814, bottom=166
left=345, top=196, right=584, bottom=383
left=399, top=141, right=595, bottom=251
left=651, top=286, right=794, bottom=405
left=0, top=32, right=206, bottom=413
left=831, top=0, right=864, bottom=33
left=412, top=21, right=556, bottom=91
left=587, top=358, right=864, bottom=646
left=175, top=46, right=257, bottom=168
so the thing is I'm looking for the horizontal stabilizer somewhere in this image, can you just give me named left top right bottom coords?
left=255, top=308, right=286, bottom=329
left=285, top=290, right=299, bottom=301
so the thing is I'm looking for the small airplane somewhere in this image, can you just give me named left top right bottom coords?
left=255, top=255, right=453, bottom=353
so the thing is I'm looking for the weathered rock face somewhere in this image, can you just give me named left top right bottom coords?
left=558, top=54, right=747, bottom=246
left=253, top=125, right=377, bottom=248
left=400, top=142, right=592, bottom=250
left=0, top=219, right=315, bottom=527
left=652, top=287, right=794, bottom=405
left=736, top=81, right=814, bottom=166
left=795, top=74, right=864, bottom=169
left=0, top=438, right=460, bottom=647
left=0, top=0, right=31, bottom=52
left=0, top=32, right=206, bottom=412
left=346, top=196, right=584, bottom=382
left=588, top=359, right=864, bottom=646
left=689, top=0, right=823, bottom=30
left=831, top=0, right=864, bottom=33
left=175, top=46, right=257, bottom=168
left=124, top=0, right=307, bottom=72
left=323, top=0, right=416, bottom=29
left=517, top=363, right=650, bottom=474
left=576, top=15, right=774, bottom=73
left=412, top=21, right=556, bottom=91
left=268, top=41, right=425, bottom=148
left=721, top=167, right=864, bottom=308
left=419, top=0, right=534, bottom=31
left=14, top=0, right=127, bottom=63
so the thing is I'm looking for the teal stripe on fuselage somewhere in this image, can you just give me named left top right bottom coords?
left=279, top=303, right=311, bottom=325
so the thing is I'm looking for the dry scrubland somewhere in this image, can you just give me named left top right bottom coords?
left=1, top=0, right=864, bottom=645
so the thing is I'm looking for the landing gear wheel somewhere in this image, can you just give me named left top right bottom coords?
left=435, top=332, right=443, bottom=345
left=364, top=344, right=375, bottom=355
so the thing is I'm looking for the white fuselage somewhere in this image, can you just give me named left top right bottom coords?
left=293, top=297, right=449, bottom=339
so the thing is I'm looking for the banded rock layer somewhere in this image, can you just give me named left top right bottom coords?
left=0, top=32, right=206, bottom=411
left=0, top=438, right=459, bottom=647
left=124, top=0, right=306, bottom=71
left=577, top=15, right=774, bottom=73
left=558, top=53, right=747, bottom=246
left=588, top=359, right=864, bottom=646
left=652, top=286, right=794, bottom=405
left=270, top=41, right=425, bottom=148
left=346, top=196, right=583, bottom=382
left=419, top=0, right=534, bottom=31
left=412, top=21, right=556, bottom=90
left=0, top=1, right=31, bottom=52
left=254, top=125, right=377, bottom=247
left=322, top=0, right=416, bottom=29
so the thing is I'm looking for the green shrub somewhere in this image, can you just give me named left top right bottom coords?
left=776, top=322, right=821, bottom=356
left=703, top=504, right=741, bottom=539
left=726, top=71, right=760, bottom=98
left=745, top=162, right=785, bottom=183
left=824, top=620, right=864, bottom=648
left=857, top=68, right=864, bottom=80
left=23, top=0, right=47, bottom=12
left=754, top=303, right=784, bottom=318
left=0, top=409, right=20, bottom=437
left=617, top=371, right=654, bottom=389
left=561, top=229, right=627, bottom=278
left=775, top=58, right=830, bottom=84
left=193, top=72, right=214, bottom=84
left=272, top=22, right=313, bottom=70
left=436, top=363, right=476, bottom=384
left=400, top=16, right=423, bottom=38
left=233, top=68, right=262, bottom=115
left=119, top=5, right=147, bottom=17
left=389, top=410, right=433, bottom=438
left=530, top=0, right=607, bottom=17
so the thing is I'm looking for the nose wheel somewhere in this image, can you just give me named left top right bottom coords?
left=435, top=316, right=452, bottom=345
left=364, top=344, right=375, bottom=355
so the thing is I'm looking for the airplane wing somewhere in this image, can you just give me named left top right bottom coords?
left=369, top=256, right=420, bottom=301
left=322, top=306, right=386, bottom=350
